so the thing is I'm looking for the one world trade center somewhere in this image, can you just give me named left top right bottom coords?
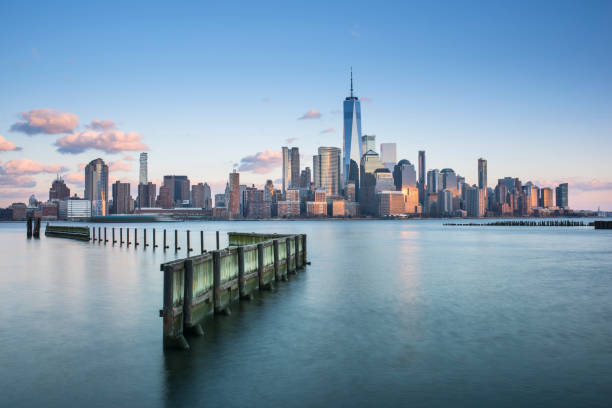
left=342, top=69, right=362, bottom=194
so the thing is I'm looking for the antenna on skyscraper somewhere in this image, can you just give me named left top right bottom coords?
left=350, top=67, right=354, bottom=98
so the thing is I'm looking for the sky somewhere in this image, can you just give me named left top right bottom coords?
left=1, top=0, right=611, bottom=209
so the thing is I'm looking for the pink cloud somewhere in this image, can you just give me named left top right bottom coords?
left=10, top=108, right=78, bottom=135
left=298, top=109, right=322, bottom=120
left=64, top=172, right=85, bottom=186
left=238, top=150, right=282, bottom=174
left=0, top=175, right=36, bottom=188
left=285, top=137, right=299, bottom=143
left=0, top=135, right=21, bottom=151
left=360, top=96, right=373, bottom=103
left=320, top=127, right=335, bottom=134
left=86, top=120, right=116, bottom=131
left=108, top=159, right=131, bottom=172
left=2, top=159, right=67, bottom=175
left=122, top=154, right=135, bottom=161
left=55, top=129, right=148, bottom=154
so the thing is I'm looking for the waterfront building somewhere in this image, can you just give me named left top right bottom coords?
left=332, top=199, right=345, bottom=217
left=539, top=187, right=553, bottom=208
left=277, top=188, right=300, bottom=218
left=393, top=159, right=417, bottom=190
left=313, top=147, right=341, bottom=197
left=300, top=167, right=311, bottom=188
left=478, top=158, right=488, bottom=190
left=111, top=181, right=131, bottom=214
left=377, top=191, right=405, bottom=217
left=306, top=201, right=327, bottom=216
left=402, top=186, right=420, bottom=214
left=282, top=146, right=300, bottom=193
left=523, top=182, right=538, bottom=211
left=214, top=193, right=226, bottom=208
left=290, top=147, right=300, bottom=188
left=163, top=175, right=190, bottom=206
left=139, top=152, right=148, bottom=184
left=374, top=169, right=395, bottom=193
left=342, top=69, right=362, bottom=188
left=556, top=183, right=569, bottom=208
left=138, top=182, right=157, bottom=209
left=427, top=169, right=440, bottom=194
left=380, top=143, right=397, bottom=171
left=59, top=199, right=91, bottom=220
left=84, top=158, right=109, bottom=216
left=466, top=186, right=486, bottom=217
left=245, top=188, right=269, bottom=219
left=41, top=202, right=58, bottom=220
left=228, top=171, right=241, bottom=219
left=359, top=150, right=385, bottom=215
left=10, top=203, right=27, bottom=220
left=361, top=134, right=375, bottom=154
left=49, top=176, right=70, bottom=201
left=191, top=183, right=206, bottom=208
left=158, top=185, right=172, bottom=209
left=438, top=189, right=453, bottom=216
left=440, top=168, right=458, bottom=196
left=418, top=150, right=426, bottom=205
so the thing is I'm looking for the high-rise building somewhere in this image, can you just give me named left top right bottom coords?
left=359, top=150, right=385, bottom=215
left=418, top=151, right=426, bottom=205
left=380, top=143, right=397, bottom=170
left=49, top=176, right=70, bottom=201
left=342, top=69, right=362, bottom=188
left=139, top=152, right=148, bottom=184
left=440, top=168, right=458, bottom=195
left=438, top=189, right=453, bottom=216
left=361, top=134, right=375, bottom=154
left=427, top=169, right=440, bottom=194
left=137, top=182, right=156, bottom=208
left=84, top=158, right=109, bottom=216
left=393, top=159, right=417, bottom=190
left=157, top=185, right=172, bottom=209
left=228, top=171, right=241, bottom=219
left=300, top=167, right=311, bottom=188
left=466, top=185, right=486, bottom=217
left=377, top=191, right=405, bottom=217
left=556, top=183, right=569, bottom=208
left=191, top=183, right=206, bottom=208
left=313, top=147, right=341, bottom=197
left=111, top=181, right=131, bottom=214
left=478, top=158, right=488, bottom=190
left=282, top=146, right=291, bottom=194
left=539, top=187, right=553, bottom=208
left=290, top=147, right=300, bottom=188
left=163, top=175, right=190, bottom=206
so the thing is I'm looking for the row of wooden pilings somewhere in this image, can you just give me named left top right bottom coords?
left=89, top=227, right=223, bottom=252
left=160, top=232, right=308, bottom=351
left=26, top=217, right=41, bottom=238
left=444, top=220, right=587, bottom=227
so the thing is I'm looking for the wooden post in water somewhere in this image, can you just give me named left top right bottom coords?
left=163, top=229, right=167, bottom=250
left=26, top=217, right=33, bottom=238
left=92, top=226, right=96, bottom=242
left=153, top=229, right=157, bottom=248
left=120, top=228, right=123, bottom=245
left=112, top=227, right=116, bottom=244
left=104, top=227, right=107, bottom=243
left=144, top=229, right=148, bottom=248
left=257, top=243, right=265, bottom=289
left=200, top=231, right=204, bottom=253
left=294, top=235, right=301, bottom=269
left=273, top=239, right=280, bottom=281
left=285, top=237, right=293, bottom=274
left=135, top=228, right=139, bottom=247
left=175, top=229, right=179, bottom=251
left=162, top=264, right=189, bottom=350
left=212, top=250, right=227, bottom=314
left=238, top=246, right=246, bottom=298
left=127, top=228, right=131, bottom=247
left=183, top=259, right=204, bottom=336
left=302, top=234, right=307, bottom=265
left=98, top=227, right=101, bottom=243
left=187, top=230, right=193, bottom=253
left=33, top=218, right=41, bottom=238
left=216, top=231, right=220, bottom=250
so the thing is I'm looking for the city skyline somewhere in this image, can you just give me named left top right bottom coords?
left=1, top=1, right=611, bottom=210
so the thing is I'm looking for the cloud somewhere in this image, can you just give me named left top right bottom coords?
left=55, top=129, right=148, bottom=154
left=360, top=96, right=372, bottom=103
left=0, top=175, right=36, bottom=188
left=64, top=172, right=85, bottom=186
left=285, top=137, right=299, bottom=144
left=298, top=109, right=321, bottom=120
left=0, top=135, right=21, bottom=151
left=10, top=108, right=78, bottom=135
left=122, top=154, right=135, bottom=161
left=86, top=120, right=116, bottom=131
left=108, top=159, right=131, bottom=172
left=238, top=150, right=282, bottom=174
left=2, top=159, right=67, bottom=175
left=320, top=128, right=335, bottom=134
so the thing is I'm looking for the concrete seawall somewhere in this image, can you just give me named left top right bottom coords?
left=160, top=232, right=307, bottom=350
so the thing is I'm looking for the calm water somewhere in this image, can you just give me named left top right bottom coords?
left=1, top=220, right=611, bottom=407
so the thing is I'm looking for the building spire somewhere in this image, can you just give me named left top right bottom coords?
left=350, top=67, right=354, bottom=97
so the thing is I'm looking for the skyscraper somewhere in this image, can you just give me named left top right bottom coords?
left=84, top=158, right=109, bottom=216
left=229, top=171, right=241, bottom=219
left=393, top=159, right=417, bottom=190
left=342, top=69, right=362, bottom=188
left=427, top=169, right=440, bottom=194
left=418, top=151, right=426, bottom=205
left=137, top=182, right=156, bottom=208
left=556, top=183, right=569, bottom=208
left=290, top=147, right=300, bottom=188
left=361, top=134, right=376, bottom=154
left=112, top=181, right=131, bottom=214
left=139, top=152, right=148, bottom=185
left=478, top=158, right=488, bottom=190
left=380, top=143, right=397, bottom=170
left=49, top=176, right=70, bottom=201
left=191, top=183, right=206, bottom=208
left=313, top=147, right=341, bottom=196
left=162, top=175, right=190, bottom=206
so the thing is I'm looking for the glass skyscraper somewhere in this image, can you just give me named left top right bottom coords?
left=342, top=70, right=362, bottom=190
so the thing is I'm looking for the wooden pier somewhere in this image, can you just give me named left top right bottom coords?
left=160, top=232, right=307, bottom=351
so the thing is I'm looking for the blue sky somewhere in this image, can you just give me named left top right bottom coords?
left=1, top=0, right=611, bottom=209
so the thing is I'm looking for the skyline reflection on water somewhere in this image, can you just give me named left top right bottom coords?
left=1, top=219, right=611, bottom=407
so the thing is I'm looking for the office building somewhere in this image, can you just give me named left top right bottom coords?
left=478, top=158, right=488, bottom=190
left=342, top=69, right=362, bottom=188
left=359, top=150, right=385, bottom=215
left=539, top=187, right=553, bottom=208
left=556, top=183, right=569, bottom=208
left=191, top=183, right=207, bottom=208
left=300, top=167, right=311, bottom=188
left=163, top=175, right=190, bottom=206
left=313, top=147, right=341, bottom=197
left=402, top=186, right=420, bottom=214
left=441, top=168, right=458, bottom=195
left=281, top=146, right=300, bottom=193
left=138, top=182, right=156, bottom=208
left=393, top=159, right=417, bottom=190
left=290, top=147, right=300, bottom=188
left=228, top=171, right=241, bottom=219
left=418, top=150, right=426, bottom=205
left=361, top=134, right=375, bottom=154
left=380, top=143, right=397, bottom=170
left=59, top=199, right=92, bottom=220
left=466, top=186, right=486, bottom=217
left=214, top=193, right=226, bottom=208
left=139, top=152, right=148, bottom=184
left=49, top=177, right=70, bottom=201
left=438, top=189, right=453, bottom=216
left=427, top=169, right=440, bottom=194
left=111, top=181, right=131, bottom=214
left=84, top=158, right=109, bottom=216
left=158, top=185, right=172, bottom=209
left=306, top=188, right=327, bottom=216
left=377, top=191, right=405, bottom=217
left=374, top=169, right=395, bottom=193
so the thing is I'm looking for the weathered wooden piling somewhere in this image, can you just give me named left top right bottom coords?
left=127, top=228, right=131, bottom=247
left=92, top=226, right=96, bottom=242
left=286, top=237, right=294, bottom=274
left=187, top=230, right=193, bottom=253
left=594, top=220, right=612, bottom=229
left=200, top=231, right=204, bottom=253
left=26, top=217, right=33, bottom=238
left=98, top=227, right=101, bottom=243
left=45, top=225, right=89, bottom=240
left=144, top=229, right=148, bottom=248
left=112, top=227, right=116, bottom=244
left=153, top=229, right=157, bottom=248
left=120, top=228, right=123, bottom=245
left=33, top=218, right=41, bottom=238
left=302, top=234, right=307, bottom=264
left=160, top=232, right=307, bottom=350
left=135, top=228, right=139, bottom=247
left=104, top=227, right=107, bottom=243
left=216, top=231, right=220, bottom=250
left=175, top=229, right=179, bottom=251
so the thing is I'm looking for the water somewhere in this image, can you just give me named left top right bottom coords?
left=1, top=220, right=611, bottom=407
